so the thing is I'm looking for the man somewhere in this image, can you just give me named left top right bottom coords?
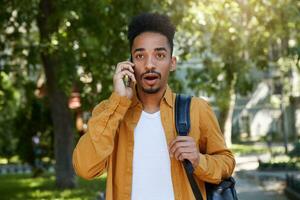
left=73, top=13, right=235, bottom=200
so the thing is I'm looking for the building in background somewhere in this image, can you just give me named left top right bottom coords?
left=176, top=60, right=300, bottom=143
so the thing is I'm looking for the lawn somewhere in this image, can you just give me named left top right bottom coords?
left=231, top=143, right=285, bottom=156
left=0, top=173, right=106, bottom=200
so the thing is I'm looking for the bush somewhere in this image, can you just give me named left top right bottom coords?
left=286, top=174, right=300, bottom=190
left=258, top=160, right=300, bottom=171
left=289, top=141, right=300, bottom=159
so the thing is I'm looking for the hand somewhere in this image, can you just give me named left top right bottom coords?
left=169, top=136, right=200, bottom=169
left=113, top=61, right=136, bottom=99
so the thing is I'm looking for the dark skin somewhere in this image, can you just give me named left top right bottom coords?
left=113, top=31, right=200, bottom=168
left=168, top=136, right=199, bottom=168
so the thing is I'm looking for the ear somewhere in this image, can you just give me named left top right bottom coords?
left=170, top=56, right=177, bottom=71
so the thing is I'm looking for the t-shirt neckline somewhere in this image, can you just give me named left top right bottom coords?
left=141, top=110, right=160, bottom=118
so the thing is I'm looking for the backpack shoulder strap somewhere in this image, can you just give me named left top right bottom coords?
left=175, top=94, right=192, bottom=136
left=175, top=94, right=203, bottom=200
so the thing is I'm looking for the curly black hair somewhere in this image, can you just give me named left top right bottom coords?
left=127, top=13, right=176, bottom=55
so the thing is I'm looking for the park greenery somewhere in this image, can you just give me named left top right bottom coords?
left=0, top=173, right=105, bottom=199
left=0, top=0, right=299, bottom=191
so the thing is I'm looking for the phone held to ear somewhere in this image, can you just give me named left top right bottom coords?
left=123, top=74, right=131, bottom=87
left=123, top=56, right=133, bottom=87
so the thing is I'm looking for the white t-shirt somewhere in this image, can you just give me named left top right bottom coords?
left=131, top=111, right=175, bottom=200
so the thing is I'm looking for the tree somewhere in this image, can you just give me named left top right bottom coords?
left=173, top=0, right=300, bottom=146
left=0, top=72, right=20, bottom=161
left=2, top=0, right=298, bottom=188
left=0, top=0, right=175, bottom=188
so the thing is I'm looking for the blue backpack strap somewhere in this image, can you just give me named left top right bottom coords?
left=175, top=94, right=191, bottom=136
left=175, top=94, right=203, bottom=200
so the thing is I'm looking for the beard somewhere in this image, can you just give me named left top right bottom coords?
left=141, top=86, right=161, bottom=94
left=139, top=70, right=162, bottom=94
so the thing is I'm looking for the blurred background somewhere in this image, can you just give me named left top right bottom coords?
left=0, top=0, right=299, bottom=199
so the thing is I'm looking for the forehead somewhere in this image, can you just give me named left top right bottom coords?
left=132, top=32, right=170, bottom=51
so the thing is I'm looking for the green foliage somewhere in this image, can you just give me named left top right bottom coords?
left=1, top=0, right=158, bottom=106
left=231, top=143, right=286, bottom=156
left=1, top=0, right=300, bottom=187
left=289, top=140, right=300, bottom=159
left=0, top=72, right=21, bottom=159
left=13, top=85, right=53, bottom=166
left=231, top=144, right=269, bottom=156
left=0, top=76, right=53, bottom=164
left=258, top=160, right=300, bottom=171
left=176, top=0, right=300, bottom=101
left=286, top=174, right=300, bottom=193
left=1, top=0, right=299, bottom=103
left=0, top=174, right=106, bottom=199
left=0, top=0, right=187, bottom=187
left=257, top=140, right=300, bottom=170
left=168, top=0, right=300, bottom=140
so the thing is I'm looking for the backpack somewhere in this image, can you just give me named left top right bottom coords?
left=175, top=94, right=238, bottom=200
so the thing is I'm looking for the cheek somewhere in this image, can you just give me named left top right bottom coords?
left=133, top=68, right=142, bottom=79
left=161, top=67, right=171, bottom=77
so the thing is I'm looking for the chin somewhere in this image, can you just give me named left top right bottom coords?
left=142, top=86, right=161, bottom=94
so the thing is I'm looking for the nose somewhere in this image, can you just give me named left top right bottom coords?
left=145, top=55, right=156, bottom=71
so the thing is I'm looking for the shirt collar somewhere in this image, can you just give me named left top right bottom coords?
left=130, top=85, right=174, bottom=108
left=164, top=85, right=174, bottom=108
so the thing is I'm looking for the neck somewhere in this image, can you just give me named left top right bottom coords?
left=136, top=85, right=167, bottom=114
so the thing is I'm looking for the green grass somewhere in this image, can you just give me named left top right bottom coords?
left=231, top=144, right=285, bottom=156
left=231, top=144, right=268, bottom=156
left=0, top=173, right=106, bottom=200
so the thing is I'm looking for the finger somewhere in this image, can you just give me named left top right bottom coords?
left=178, top=152, right=190, bottom=161
left=177, top=152, right=194, bottom=161
left=173, top=147, right=195, bottom=159
left=169, top=137, right=195, bottom=151
left=117, top=60, right=135, bottom=67
left=169, top=136, right=194, bottom=148
left=120, top=63, right=135, bottom=73
left=122, top=60, right=135, bottom=66
left=114, top=69, right=130, bottom=81
left=116, top=62, right=135, bottom=73
left=180, top=153, right=200, bottom=168
left=117, top=64, right=134, bottom=74
left=118, top=70, right=136, bottom=83
left=125, top=71, right=136, bottom=83
left=169, top=141, right=194, bottom=155
left=179, top=153, right=196, bottom=162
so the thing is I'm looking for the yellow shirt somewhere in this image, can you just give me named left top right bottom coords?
left=73, top=86, right=235, bottom=200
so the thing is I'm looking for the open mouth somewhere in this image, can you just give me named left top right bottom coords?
left=144, top=74, right=159, bottom=80
left=142, top=73, right=160, bottom=85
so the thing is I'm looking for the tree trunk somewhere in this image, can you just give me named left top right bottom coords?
left=222, top=92, right=236, bottom=147
left=217, top=74, right=237, bottom=147
left=37, top=0, right=75, bottom=188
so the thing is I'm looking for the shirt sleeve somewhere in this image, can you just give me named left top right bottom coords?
left=72, top=92, right=131, bottom=179
left=193, top=99, right=236, bottom=184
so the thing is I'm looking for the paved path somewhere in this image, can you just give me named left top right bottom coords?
left=234, top=154, right=290, bottom=200
left=235, top=175, right=287, bottom=200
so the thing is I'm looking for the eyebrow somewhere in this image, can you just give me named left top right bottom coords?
left=133, top=48, right=145, bottom=53
left=155, top=47, right=167, bottom=52
left=133, top=47, right=168, bottom=53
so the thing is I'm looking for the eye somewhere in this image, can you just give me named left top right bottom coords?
left=156, top=53, right=166, bottom=59
left=135, top=54, right=144, bottom=60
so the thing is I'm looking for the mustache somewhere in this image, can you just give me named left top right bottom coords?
left=140, top=70, right=161, bottom=79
